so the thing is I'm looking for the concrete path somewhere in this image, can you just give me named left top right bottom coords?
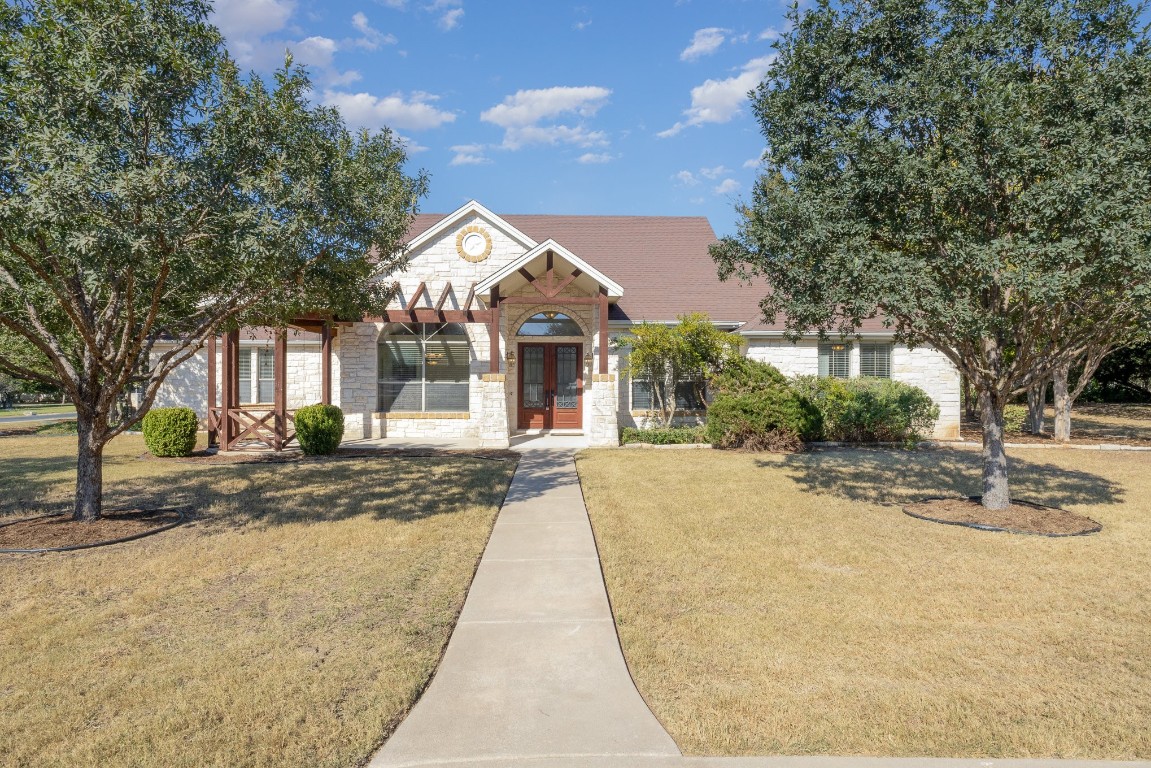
left=369, top=441, right=678, bottom=768
left=370, top=439, right=1151, bottom=768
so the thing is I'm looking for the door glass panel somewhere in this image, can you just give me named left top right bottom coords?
left=555, top=346, right=578, bottom=409
left=522, top=346, right=545, bottom=409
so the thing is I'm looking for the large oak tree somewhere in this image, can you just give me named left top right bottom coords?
left=0, top=0, right=427, bottom=521
left=712, top=0, right=1151, bottom=509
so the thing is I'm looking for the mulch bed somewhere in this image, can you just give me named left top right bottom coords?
left=0, top=508, right=186, bottom=552
left=959, top=422, right=1151, bottom=447
left=140, top=446, right=520, bottom=464
left=903, top=496, right=1102, bottom=536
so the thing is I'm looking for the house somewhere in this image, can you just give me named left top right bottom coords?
left=153, top=200, right=961, bottom=448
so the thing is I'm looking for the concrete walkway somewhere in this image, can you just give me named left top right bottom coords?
left=369, top=440, right=678, bottom=768
left=370, top=440, right=1151, bottom=768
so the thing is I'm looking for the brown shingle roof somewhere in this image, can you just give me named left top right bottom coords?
left=405, top=212, right=888, bottom=333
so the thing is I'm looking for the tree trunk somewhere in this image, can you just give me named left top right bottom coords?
left=1053, top=361, right=1072, bottom=443
left=1026, top=380, right=1046, bottom=434
left=962, top=376, right=977, bottom=421
left=977, top=388, right=1011, bottom=510
left=74, top=412, right=106, bottom=522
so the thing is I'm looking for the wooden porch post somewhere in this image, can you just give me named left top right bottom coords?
left=221, top=329, right=239, bottom=450
left=321, top=323, right=332, bottom=406
left=273, top=328, right=287, bottom=451
left=489, top=286, right=501, bottom=374
left=207, top=335, right=217, bottom=446
left=599, top=287, right=609, bottom=375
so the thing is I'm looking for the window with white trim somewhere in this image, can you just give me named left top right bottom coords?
left=238, top=351, right=253, bottom=403
left=818, top=342, right=851, bottom=379
left=257, top=348, right=275, bottom=403
left=378, top=323, right=470, bottom=413
left=860, top=343, right=892, bottom=378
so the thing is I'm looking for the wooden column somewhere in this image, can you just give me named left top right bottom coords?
left=207, top=335, right=217, bottom=446
left=273, top=329, right=287, bottom=451
left=489, top=286, right=501, bottom=374
left=599, top=287, right=609, bottom=375
left=321, top=323, right=332, bottom=406
left=221, top=329, right=239, bottom=450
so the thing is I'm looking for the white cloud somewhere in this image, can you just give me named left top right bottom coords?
left=574, top=18, right=592, bottom=31
left=674, top=170, right=698, bottom=186
left=424, top=0, right=464, bottom=30
left=714, top=178, right=741, bottom=195
left=658, top=55, right=774, bottom=137
left=351, top=12, right=397, bottom=49
left=743, top=155, right=764, bottom=169
left=397, top=134, right=429, bottom=153
left=758, top=26, right=782, bottom=41
left=322, top=89, right=456, bottom=131
left=680, top=27, right=728, bottom=61
left=446, top=146, right=488, bottom=166
left=379, top=0, right=407, bottom=7
left=578, top=152, right=613, bottom=164
left=212, top=0, right=295, bottom=43
left=699, top=164, right=730, bottom=180
left=482, top=86, right=612, bottom=149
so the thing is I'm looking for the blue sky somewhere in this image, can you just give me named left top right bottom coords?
left=210, top=0, right=791, bottom=237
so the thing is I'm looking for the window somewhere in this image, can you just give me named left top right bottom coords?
left=819, top=342, right=851, bottom=379
left=238, top=350, right=252, bottom=403
left=631, top=378, right=706, bottom=411
left=257, top=348, right=275, bottom=403
left=379, top=323, right=470, bottom=412
left=860, top=343, right=892, bottom=378
left=517, top=311, right=583, bottom=336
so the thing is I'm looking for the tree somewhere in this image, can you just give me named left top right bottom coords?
left=1088, top=342, right=1151, bottom=401
left=615, top=313, right=740, bottom=428
left=0, top=0, right=427, bottom=521
left=712, top=0, right=1151, bottom=509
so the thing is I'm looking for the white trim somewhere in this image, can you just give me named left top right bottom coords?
left=403, top=200, right=538, bottom=255
left=474, top=239, right=624, bottom=298
left=739, top=330, right=897, bottom=338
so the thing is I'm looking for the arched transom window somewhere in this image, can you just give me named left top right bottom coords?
left=378, top=323, right=470, bottom=412
left=516, top=311, right=583, bottom=337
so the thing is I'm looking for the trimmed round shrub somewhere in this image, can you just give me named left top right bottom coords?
left=142, top=407, right=199, bottom=457
left=705, top=388, right=823, bottom=451
left=294, top=404, right=345, bottom=455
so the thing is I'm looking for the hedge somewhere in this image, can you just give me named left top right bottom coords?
left=792, top=376, right=939, bottom=443
left=620, top=426, right=707, bottom=445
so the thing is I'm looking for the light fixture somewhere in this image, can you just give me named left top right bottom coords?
left=506, top=349, right=516, bottom=368
left=543, top=310, right=559, bottom=320
left=584, top=351, right=594, bottom=369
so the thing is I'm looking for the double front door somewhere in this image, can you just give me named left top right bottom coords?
left=518, top=343, right=582, bottom=430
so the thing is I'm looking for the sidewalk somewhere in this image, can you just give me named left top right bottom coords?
left=368, top=442, right=679, bottom=768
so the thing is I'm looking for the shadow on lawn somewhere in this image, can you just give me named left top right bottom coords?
left=772, top=448, right=1124, bottom=508
left=0, top=453, right=517, bottom=528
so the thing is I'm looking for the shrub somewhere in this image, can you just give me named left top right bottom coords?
left=621, top=426, right=707, bottom=445
left=706, top=388, right=822, bottom=451
left=142, top=407, right=199, bottom=457
left=710, top=357, right=788, bottom=396
left=294, top=404, right=345, bottom=455
left=793, top=376, right=939, bottom=443
left=1002, top=404, right=1028, bottom=433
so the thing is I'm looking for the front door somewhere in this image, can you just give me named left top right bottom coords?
left=518, top=343, right=582, bottom=430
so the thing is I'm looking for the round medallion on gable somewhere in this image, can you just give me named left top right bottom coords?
left=456, top=225, right=493, bottom=263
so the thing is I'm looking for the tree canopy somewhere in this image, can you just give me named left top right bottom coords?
left=0, top=0, right=427, bottom=520
left=711, top=0, right=1151, bottom=508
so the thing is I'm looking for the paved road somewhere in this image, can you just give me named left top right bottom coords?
left=0, top=411, right=75, bottom=424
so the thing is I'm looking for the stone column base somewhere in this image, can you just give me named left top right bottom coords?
left=478, top=373, right=510, bottom=449
left=588, top=373, right=619, bottom=447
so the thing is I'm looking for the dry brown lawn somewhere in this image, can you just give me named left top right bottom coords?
left=0, top=434, right=515, bottom=768
left=577, top=446, right=1151, bottom=759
